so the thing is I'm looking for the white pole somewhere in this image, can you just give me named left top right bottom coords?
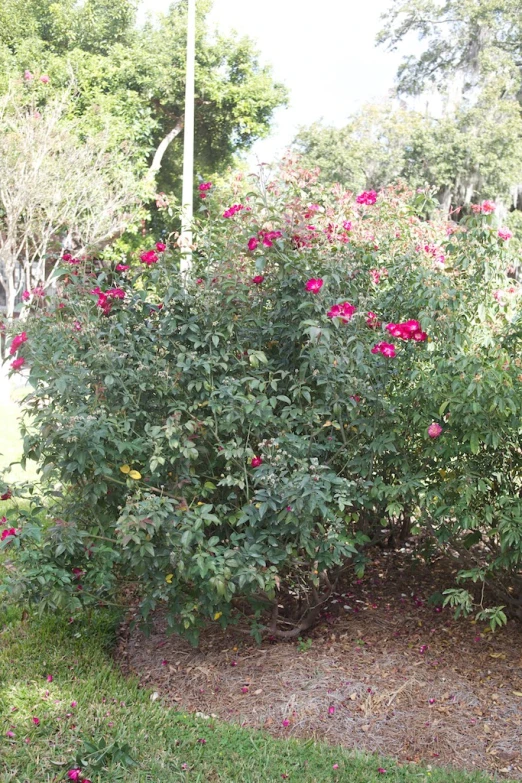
left=180, top=0, right=196, bottom=273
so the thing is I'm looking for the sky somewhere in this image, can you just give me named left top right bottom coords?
left=142, top=0, right=407, bottom=162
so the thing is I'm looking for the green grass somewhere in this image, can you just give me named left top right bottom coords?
left=0, top=399, right=38, bottom=484
left=0, top=609, right=507, bottom=783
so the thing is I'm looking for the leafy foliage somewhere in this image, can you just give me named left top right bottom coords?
left=3, top=160, right=522, bottom=639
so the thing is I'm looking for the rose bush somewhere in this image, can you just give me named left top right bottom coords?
left=2, top=159, right=522, bottom=639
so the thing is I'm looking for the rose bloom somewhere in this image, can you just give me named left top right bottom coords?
left=1, top=527, right=17, bottom=541
left=11, top=357, right=25, bottom=371
left=428, top=422, right=443, bottom=438
left=371, top=342, right=396, bottom=358
left=222, top=204, right=244, bottom=218
left=251, top=456, right=263, bottom=468
left=498, top=227, right=513, bottom=241
left=9, top=332, right=28, bottom=355
left=356, top=190, right=377, bottom=205
left=247, top=237, right=259, bottom=251
left=252, top=275, right=265, bottom=285
left=140, top=250, right=159, bottom=265
left=305, top=278, right=323, bottom=293
left=366, top=312, right=381, bottom=329
left=327, top=301, right=356, bottom=323
left=156, top=242, right=166, bottom=252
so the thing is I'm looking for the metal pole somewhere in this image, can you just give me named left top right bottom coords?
left=180, top=0, right=196, bottom=272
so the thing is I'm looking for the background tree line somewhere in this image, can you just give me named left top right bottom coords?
left=295, top=0, right=522, bottom=223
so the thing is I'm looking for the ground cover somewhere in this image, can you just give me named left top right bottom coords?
left=121, top=552, right=522, bottom=780
left=0, top=604, right=503, bottom=783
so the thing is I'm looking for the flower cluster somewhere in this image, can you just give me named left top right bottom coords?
left=140, top=249, right=158, bottom=266
left=327, top=301, right=356, bottom=322
left=371, top=341, right=396, bottom=358
left=9, top=331, right=27, bottom=371
left=356, top=190, right=377, bottom=205
left=9, top=332, right=27, bottom=355
left=471, top=200, right=496, bottom=214
left=223, top=204, right=244, bottom=218
left=67, top=770, right=91, bottom=783
left=423, top=244, right=445, bottom=264
left=370, top=268, right=388, bottom=285
left=366, top=312, right=381, bottom=328
left=62, top=253, right=81, bottom=265
left=198, top=182, right=212, bottom=199
left=258, top=229, right=283, bottom=248
left=91, top=287, right=125, bottom=315
left=386, top=320, right=427, bottom=342
left=1, top=526, right=17, bottom=541
left=22, top=286, right=45, bottom=302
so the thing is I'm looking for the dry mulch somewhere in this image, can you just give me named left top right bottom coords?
left=117, top=550, right=522, bottom=779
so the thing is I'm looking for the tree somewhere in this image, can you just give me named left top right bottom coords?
left=0, top=89, right=139, bottom=317
left=377, top=0, right=522, bottom=100
left=294, top=104, right=422, bottom=192
left=0, top=0, right=288, bottom=190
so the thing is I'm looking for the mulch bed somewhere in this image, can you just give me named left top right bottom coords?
left=117, top=550, right=522, bottom=778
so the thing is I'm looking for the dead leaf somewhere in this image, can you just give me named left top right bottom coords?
left=489, top=653, right=506, bottom=659
left=361, top=724, right=370, bottom=732
left=512, top=691, right=522, bottom=697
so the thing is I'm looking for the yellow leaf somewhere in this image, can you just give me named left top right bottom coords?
left=165, top=574, right=173, bottom=584
left=512, top=691, right=522, bottom=697
left=129, top=470, right=142, bottom=480
left=323, top=421, right=333, bottom=427
left=197, top=502, right=204, bottom=506
left=119, top=464, right=131, bottom=474
left=489, top=653, right=505, bottom=659
left=214, top=612, right=222, bottom=620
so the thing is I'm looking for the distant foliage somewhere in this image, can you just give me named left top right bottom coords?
left=2, top=160, right=522, bottom=639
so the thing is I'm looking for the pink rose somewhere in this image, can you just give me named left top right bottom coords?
left=155, top=242, right=166, bottom=252
left=251, top=456, right=263, bottom=468
left=140, top=250, right=159, bottom=266
left=371, top=342, right=396, bottom=358
left=1, top=527, right=17, bottom=541
left=366, top=312, right=381, bottom=329
left=40, top=74, right=50, bottom=84
left=428, top=422, right=442, bottom=438
left=305, top=278, right=323, bottom=293
left=247, top=237, right=259, bottom=251
left=9, top=332, right=28, bottom=355
left=252, top=275, right=265, bottom=285
left=116, top=264, right=130, bottom=272
left=356, top=190, right=377, bottom=205
left=498, top=227, right=512, bottom=241
left=327, top=302, right=356, bottom=323
left=24, top=70, right=34, bottom=81
left=10, top=357, right=25, bottom=371
left=222, top=204, right=244, bottom=219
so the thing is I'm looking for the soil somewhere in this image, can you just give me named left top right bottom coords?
left=117, top=550, right=522, bottom=779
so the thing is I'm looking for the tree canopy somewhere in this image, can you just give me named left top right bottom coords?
left=0, top=0, right=288, bottom=189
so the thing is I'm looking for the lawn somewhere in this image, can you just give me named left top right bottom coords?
left=0, top=396, right=38, bottom=484
left=0, top=607, right=507, bottom=783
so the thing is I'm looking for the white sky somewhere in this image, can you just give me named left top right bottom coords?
left=141, top=0, right=406, bottom=161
